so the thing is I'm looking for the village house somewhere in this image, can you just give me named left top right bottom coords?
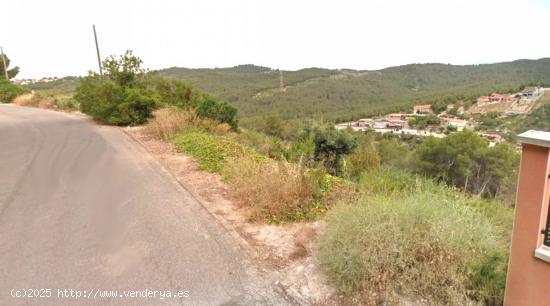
left=373, top=119, right=389, bottom=129
left=477, top=96, right=490, bottom=106
left=489, top=93, right=507, bottom=103
left=477, top=93, right=516, bottom=106
left=386, top=120, right=405, bottom=130
left=479, top=133, right=503, bottom=146
left=521, top=86, right=542, bottom=98
left=442, top=117, right=469, bottom=131
left=385, top=113, right=406, bottom=121
left=356, top=118, right=374, bottom=128
left=413, top=104, right=433, bottom=114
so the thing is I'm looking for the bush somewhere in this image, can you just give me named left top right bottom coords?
left=144, top=108, right=193, bottom=140
left=76, top=78, right=157, bottom=125
left=222, top=156, right=328, bottom=223
left=345, top=133, right=380, bottom=179
left=230, top=130, right=288, bottom=160
left=196, top=96, right=238, bottom=129
left=152, top=77, right=199, bottom=109
left=173, top=129, right=259, bottom=172
left=172, top=128, right=348, bottom=222
left=319, top=195, right=506, bottom=304
left=0, top=80, right=27, bottom=102
left=75, top=51, right=157, bottom=126
left=319, top=168, right=512, bottom=305
left=54, top=96, right=79, bottom=110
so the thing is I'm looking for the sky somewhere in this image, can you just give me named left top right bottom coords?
left=2, top=0, right=550, bottom=78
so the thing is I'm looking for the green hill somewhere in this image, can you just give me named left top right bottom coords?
left=158, top=59, right=550, bottom=125
left=27, top=59, right=550, bottom=126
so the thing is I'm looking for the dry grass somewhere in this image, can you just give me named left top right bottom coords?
left=143, top=108, right=193, bottom=140
left=13, top=93, right=57, bottom=109
left=222, top=156, right=324, bottom=223
left=13, top=94, right=39, bottom=107
left=144, top=108, right=232, bottom=140
left=319, top=169, right=511, bottom=305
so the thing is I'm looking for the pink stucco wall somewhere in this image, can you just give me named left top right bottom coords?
left=505, top=144, right=550, bottom=305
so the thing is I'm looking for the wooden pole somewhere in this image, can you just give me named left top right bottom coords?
left=0, top=47, right=8, bottom=80
left=93, top=25, right=103, bottom=75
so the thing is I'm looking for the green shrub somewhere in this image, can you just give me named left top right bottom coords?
left=0, top=80, right=28, bottom=103
left=173, top=129, right=259, bottom=172
left=319, top=194, right=507, bottom=304
left=305, top=124, right=357, bottom=176
left=196, top=96, right=238, bottom=129
left=229, top=130, right=288, bottom=160
left=345, top=133, right=380, bottom=179
left=152, top=77, right=200, bottom=109
left=75, top=51, right=157, bottom=126
left=54, top=96, right=79, bottom=110
left=76, top=79, right=157, bottom=125
left=320, top=168, right=512, bottom=305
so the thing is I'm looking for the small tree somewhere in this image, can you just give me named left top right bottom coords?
left=195, top=96, right=238, bottom=129
left=75, top=51, right=157, bottom=125
left=311, top=125, right=357, bottom=176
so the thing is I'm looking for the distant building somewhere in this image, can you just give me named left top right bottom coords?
left=490, top=93, right=508, bottom=103
left=385, top=113, right=406, bottom=121
left=373, top=119, right=389, bottom=129
left=442, top=117, right=469, bottom=131
left=479, top=133, right=504, bottom=146
left=356, top=118, right=374, bottom=128
left=521, top=87, right=542, bottom=97
left=413, top=104, right=433, bottom=114
left=477, top=96, right=490, bottom=106
left=386, top=120, right=405, bottom=130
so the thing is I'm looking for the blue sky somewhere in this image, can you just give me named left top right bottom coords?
left=2, top=0, right=550, bottom=78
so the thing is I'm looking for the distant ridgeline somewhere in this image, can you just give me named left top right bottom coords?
left=27, top=59, right=550, bottom=124
left=158, top=59, right=550, bottom=124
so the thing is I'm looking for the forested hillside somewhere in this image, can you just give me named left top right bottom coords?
left=158, top=59, right=550, bottom=125
left=26, top=59, right=550, bottom=125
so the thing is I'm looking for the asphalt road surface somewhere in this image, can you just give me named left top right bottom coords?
left=0, top=105, right=287, bottom=305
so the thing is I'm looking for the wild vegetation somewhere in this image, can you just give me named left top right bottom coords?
left=73, top=51, right=238, bottom=127
left=154, top=59, right=550, bottom=125
left=9, top=51, right=519, bottom=304
left=319, top=169, right=511, bottom=305
left=25, top=58, right=550, bottom=129
left=0, top=80, right=28, bottom=103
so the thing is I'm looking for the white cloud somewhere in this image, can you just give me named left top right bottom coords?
left=2, top=0, right=550, bottom=78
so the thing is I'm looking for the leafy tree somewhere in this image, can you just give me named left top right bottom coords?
left=102, top=51, right=147, bottom=87
left=152, top=76, right=198, bottom=109
left=377, top=137, right=413, bottom=169
left=195, top=96, right=238, bottom=129
left=308, top=125, right=356, bottom=176
left=75, top=51, right=157, bottom=125
left=0, top=54, right=19, bottom=80
left=414, top=131, right=519, bottom=197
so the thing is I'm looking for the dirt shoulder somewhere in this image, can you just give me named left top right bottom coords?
left=124, top=126, right=337, bottom=305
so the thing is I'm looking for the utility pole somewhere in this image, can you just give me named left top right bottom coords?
left=0, top=47, right=8, bottom=80
left=93, top=25, right=103, bottom=75
left=279, top=69, right=285, bottom=92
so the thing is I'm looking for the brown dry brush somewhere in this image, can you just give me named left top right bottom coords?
left=144, top=108, right=231, bottom=140
left=223, top=156, right=318, bottom=222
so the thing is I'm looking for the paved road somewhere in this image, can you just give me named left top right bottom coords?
left=0, top=105, right=287, bottom=305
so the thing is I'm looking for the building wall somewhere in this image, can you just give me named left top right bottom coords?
left=505, top=144, right=550, bottom=306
